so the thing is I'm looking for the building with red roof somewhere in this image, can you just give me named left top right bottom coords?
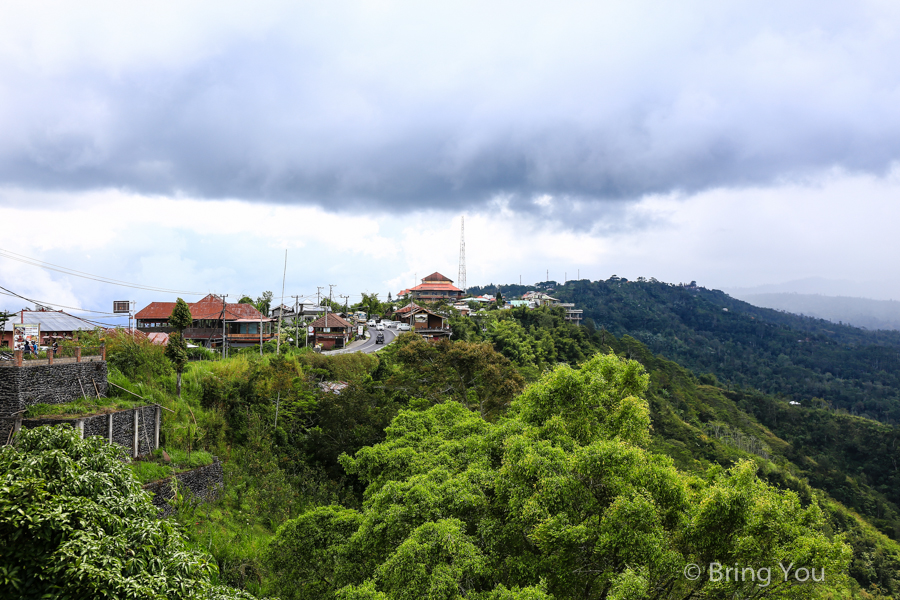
left=397, top=272, right=464, bottom=303
left=307, top=312, right=354, bottom=350
left=135, top=294, right=274, bottom=348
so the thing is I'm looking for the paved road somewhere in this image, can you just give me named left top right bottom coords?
left=323, top=325, right=401, bottom=355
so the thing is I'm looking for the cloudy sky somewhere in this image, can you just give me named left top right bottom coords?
left=2, top=0, right=900, bottom=322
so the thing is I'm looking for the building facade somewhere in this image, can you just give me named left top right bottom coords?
left=398, top=272, right=464, bottom=303
left=135, top=294, right=274, bottom=348
left=307, top=313, right=354, bottom=350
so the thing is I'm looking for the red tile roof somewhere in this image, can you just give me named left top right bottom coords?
left=394, top=303, right=422, bottom=314
left=135, top=294, right=267, bottom=322
left=422, top=272, right=453, bottom=282
left=310, top=313, right=352, bottom=329
left=406, top=282, right=462, bottom=293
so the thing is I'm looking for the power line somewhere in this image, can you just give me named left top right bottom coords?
left=0, top=247, right=213, bottom=295
left=0, top=285, right=124, bottom=315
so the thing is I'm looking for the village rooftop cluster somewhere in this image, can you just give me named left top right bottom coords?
left=2, top=271, right=582, bottom=354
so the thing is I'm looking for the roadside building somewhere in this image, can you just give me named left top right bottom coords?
left=396, top=304, right=451, bottom=339
left=135, top=294, right=274, bottom=348
left=307, top=313, right=353, bottom=350
left=1, top=309, right=96, bottom=349
left=398, top=272, right=464, bottom=303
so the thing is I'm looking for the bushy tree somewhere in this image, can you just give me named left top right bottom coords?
left=0, top=426, right=254, bottom=599
left=267, top=352, right=852, bottom=600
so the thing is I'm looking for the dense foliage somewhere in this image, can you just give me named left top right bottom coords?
left=267, top=354, right=852, bottom=599
left=0, top=426, right=252, bottom=599
left=30, top=282, right=899, bottom=598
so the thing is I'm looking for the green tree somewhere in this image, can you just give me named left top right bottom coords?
left=256, top=291, right=274, bottom=316
left=0, top=426, right=253, bottom=599
left=165, top=331, right=189, bottom=397
left=268, top=352, right=852, bottom=600
left=167, top=298, right=193, bottom=397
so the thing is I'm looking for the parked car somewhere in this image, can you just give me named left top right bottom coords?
left=376, top=323, right=385, bottom=331
left=398, top=323, right=411, bottom=331
left=375, top=332, right=385, bottom=344
left=367, top=319, right=376, bottom=327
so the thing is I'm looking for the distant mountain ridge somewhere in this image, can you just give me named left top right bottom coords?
left=736, top=292, right=900, bottom=331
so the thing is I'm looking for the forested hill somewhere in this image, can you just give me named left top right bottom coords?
left=472, top=278, right=900, bottom=423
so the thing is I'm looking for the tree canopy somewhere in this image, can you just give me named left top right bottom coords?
left=267, top=353, right=851, bottom=600
left=0, top=426, right=253, bottom=599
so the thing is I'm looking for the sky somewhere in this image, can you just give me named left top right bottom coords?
left=2, top=0, right=900, bottom=323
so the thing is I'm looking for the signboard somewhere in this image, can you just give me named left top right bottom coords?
left=357, top=325, right=364, bottom=336
left=308, top=326, right=314, bottom=333
left=414, top=314, right=428, bottom=323
left=13, top=323, right=40, bottom=351
left=113, top=301, right=131, bottom=314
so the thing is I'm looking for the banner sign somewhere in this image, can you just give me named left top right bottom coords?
left=13, top=323, right=40, bottom=351
left=358, top=325, right=364, bottom=336
left=414, top=314, right=428, bottom=323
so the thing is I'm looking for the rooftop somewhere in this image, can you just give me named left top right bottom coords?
left=4, top=310, right=96, bottom=333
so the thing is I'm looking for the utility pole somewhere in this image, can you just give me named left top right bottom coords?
left=457, top=216, right=466, bottom=294
left=316, top=287, right=324, bottom=350
left=291, top=294, right=300, bottom=350
left=220, top=294, right=229, bottom=359
left=277, top=250, right=287, bottom=356
left=340, top=294, right=349, bottom=313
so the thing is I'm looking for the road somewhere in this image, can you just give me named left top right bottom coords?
left=323, top=325, right=402, bottom=355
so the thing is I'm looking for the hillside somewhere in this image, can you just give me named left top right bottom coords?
left=472, top=278, right=900, bottom=423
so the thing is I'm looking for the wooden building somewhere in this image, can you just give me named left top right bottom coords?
left=307, top=313, right=353, bottom=350
left=135, top=294, right=274, bottom=348
left=395, top=303, right=451, bottom=339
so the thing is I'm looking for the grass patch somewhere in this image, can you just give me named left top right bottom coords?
left=152, top=448, right=215, bottom=470
left=129, top=448, right=215, bottom=485
left=24, top=397, right=142, bottom=419
left=130, top=461, right=174, bottom=484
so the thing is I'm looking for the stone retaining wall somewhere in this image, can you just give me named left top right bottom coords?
left=16, top=405, right=160, bottom=457
left=143, top=458, right=224, bottom=518
left=0, top=361, right=109, bottom=442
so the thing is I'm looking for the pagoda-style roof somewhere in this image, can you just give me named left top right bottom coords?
left=422, top=272, right=453, bottom=283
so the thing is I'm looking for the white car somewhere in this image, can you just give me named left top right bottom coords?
left=367, top=320, right=376, bottom=327
left=376, top=323, right=385, bottom=331
left=398, top=323, right=411, bottom=331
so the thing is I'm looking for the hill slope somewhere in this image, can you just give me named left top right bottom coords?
left=473, top=278, right=900, bottom=423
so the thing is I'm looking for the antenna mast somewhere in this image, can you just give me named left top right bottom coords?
left=458, top=216, right=467, bottom=294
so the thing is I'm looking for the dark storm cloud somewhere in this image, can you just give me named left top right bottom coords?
left=2, top=1, right=900, bottom=228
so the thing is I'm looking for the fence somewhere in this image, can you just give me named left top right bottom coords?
left=0, top=346, right=106, bottom=368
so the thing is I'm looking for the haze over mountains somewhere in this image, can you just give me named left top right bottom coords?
left=725, top=277, right=900, bottom=331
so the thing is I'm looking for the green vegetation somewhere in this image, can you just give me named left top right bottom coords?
left=267, top=354, right=851, bottom=599
left=0, top=426, right=253, bottom=599
left=24, top=396, right=141, bottom=418
left=491, top=278, right=900, bottom=423
left=9, top=282, right=900, bottom=598
left=167, top=297, right=193, bottom=396
left=128, top=448, right=215, bottom=484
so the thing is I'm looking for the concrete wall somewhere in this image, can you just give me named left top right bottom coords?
left=143, top=458, right=224, bottom=518
left=0, top=361, right=109, bottom=442
left=17, top=405, right=160, bottom=457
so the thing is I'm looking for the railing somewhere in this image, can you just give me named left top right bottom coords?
left=1, top=346, right=106, bottom=367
